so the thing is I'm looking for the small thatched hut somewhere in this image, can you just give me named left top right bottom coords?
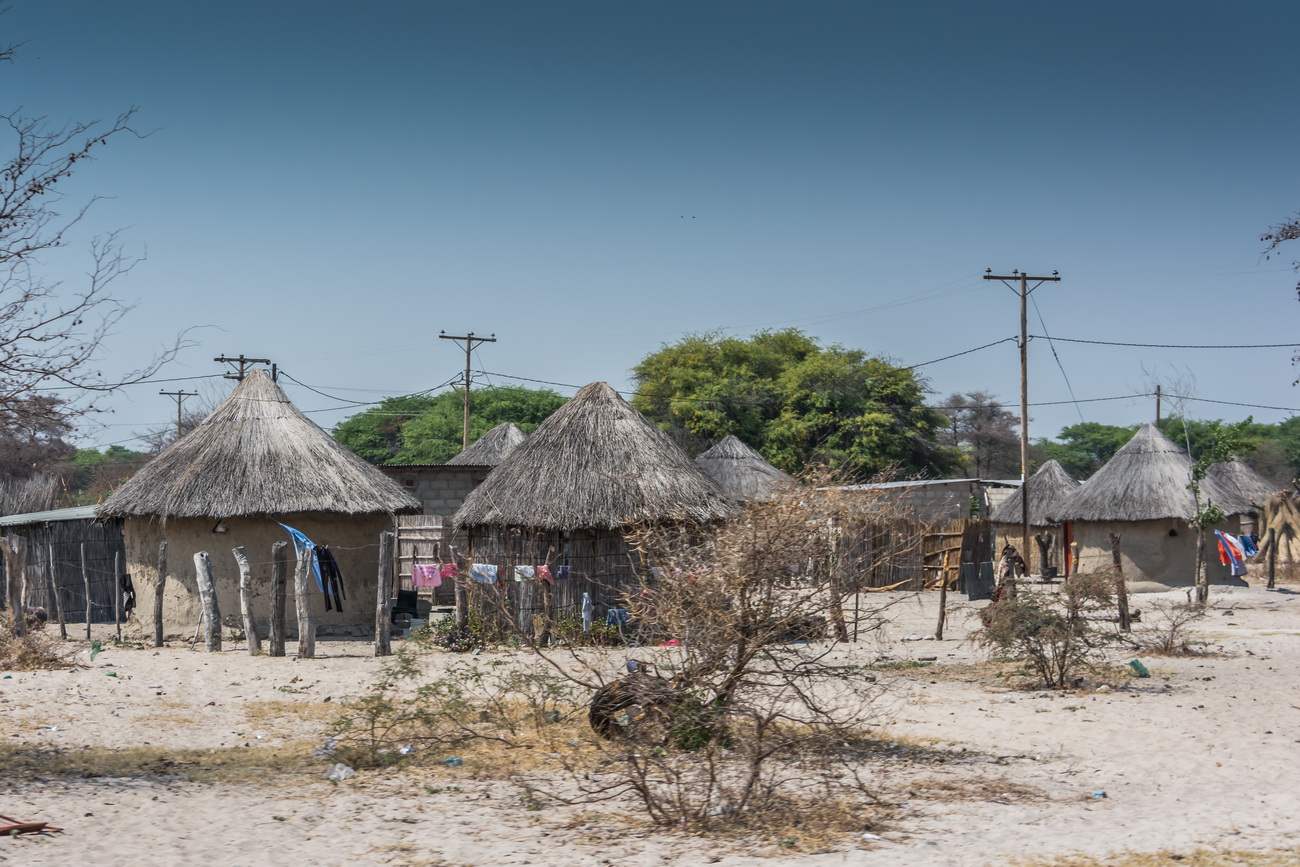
left=1049, top=424, right=1253, bottom=590
left=694, top=435, right=796, bottom=502
left=1208, top=459, right=1280, bottom=534
left=99, top=369, right=420, bottom=639
left=446, top=422, right=527, bottom=466
left=991, top=459, right=1080, bottom=576
left=453, top=381, right=737, bottom=624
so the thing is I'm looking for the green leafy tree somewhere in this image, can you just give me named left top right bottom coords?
left=333, top=386, right=565, bottom=466
left=632, top=329, right=956, bottom=479
left=1035, top=422, right=1138, bottom=479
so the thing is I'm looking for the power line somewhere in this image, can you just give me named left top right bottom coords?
left=1029, top=294, right=1086, bottom=424
left=1030, top=336, right=1295, bottom=349
left=904, top=337, right=1017, bottom=370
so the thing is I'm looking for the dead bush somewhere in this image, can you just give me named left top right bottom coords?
left=0, top=615, right=72, bottom=670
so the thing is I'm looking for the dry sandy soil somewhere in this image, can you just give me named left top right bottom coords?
left=2, top=580, right=1299, bottom=866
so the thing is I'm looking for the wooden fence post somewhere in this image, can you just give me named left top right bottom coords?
left=113, top=551, right=121, bottom=643
left=81, top=542, right=91, bottom=640
left=1, top=537, right=26, bottom=637
left=193, top=551, right=222, bottom=652
left=268, top=541, right=288, bottom=657
left=935, top=548, right=949, bottom=641
left=232, top=547, right=261, bottom=655
left=1109, top=532, right=1130, bottom=632
left=294, top=548, right=315, bottom=659
left=375, top=531, right=393, bottom=657
left=48, top=540, right=66, bottom=639
left=153, top=540, right=167, bottom=647
left=1267, top=527, right=1277, bottom=590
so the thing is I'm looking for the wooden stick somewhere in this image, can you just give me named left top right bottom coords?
left=153, top=540, right=167, bottom=647
left=81, top=542, right=91, bottom=640
left=1110, top=532, right=1130, bottom=632
left=47, top=540, right=66, bottom=639
left=268, top=541, right=287, bottom=657
left=1267, top=527, right=1277, bottom=590
left=232, top=546, right=261, bottom=655
left=935, top=547, right=949, bottom=640
left=375, top=531, right=393, bottom=657
left=113, top=552, right=121, bottom=643
left=294, top=548, right=315, bottom=659
left=1, top=537, right=25, bottom=637
left=193, top=551, right=221, bottom=652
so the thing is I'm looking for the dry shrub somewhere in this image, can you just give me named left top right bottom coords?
left=329, top=641, right=587, bottom=769
left=1136, top=599, right=1206, bottom=655
left=977, top=572, right=1117, bottom=689
left=0, top=618, right=72, bottom=670
left=551, top=467, right=914, bottom=832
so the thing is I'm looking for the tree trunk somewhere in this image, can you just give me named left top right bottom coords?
left=294, top=549, right=316, bottom=659
left=153, top=540, right=167, bottom=647
left=1194, top=526, right=1209, bottom=605
left=232, top=546, right=261, bottom=654
left=374, top=531, right=393, bottom=657
left=2, top=537, right=26, bottom=637
left=268, top=541, right=288, bottom=657
left=193, top=551, right=221, bottom=652
left=1109, top=532, right=1130, bottom=632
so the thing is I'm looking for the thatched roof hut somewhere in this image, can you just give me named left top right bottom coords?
left=100, top=369, right=419, bottom=519
left=1259, top=490, right=1300, bottom=566
left=991, top=460, right=1079, bottom=526
left=455, top=382, right=736, bottom=532
left=1208, top=459, right=1279, bottom=513
left=445, top=422, right=526, bottom=467
left=98, top=369, right=418, bottom=641
left=1050, top=424, right=1252, bottom=523
left=694, top=435, right=796, bottom=502
left=1049, top=424, right=1252, bottom=589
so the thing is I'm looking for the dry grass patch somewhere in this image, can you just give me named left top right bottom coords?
left=243, top=698, right=343, bottom=730
left=897, top=772, right=1041, bottom=803
left=0, top=742, right=327, bottom=784
left=1016, top=850, right=1300, bottom=866
left=0, top=626, right=75, bottom=670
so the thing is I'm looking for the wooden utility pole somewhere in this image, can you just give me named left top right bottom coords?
left=1155, top=384, right=1162, bottom=427
left=214, top=354, right=272, bottom=382
left=984, top=269, right=1061, bottom=568
left=159, top=390, right=198, bottom=439
left=438, top=331, right=497, bottom=449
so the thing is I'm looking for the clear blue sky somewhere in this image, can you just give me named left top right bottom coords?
left=7, top=1, right=1299, bottom=452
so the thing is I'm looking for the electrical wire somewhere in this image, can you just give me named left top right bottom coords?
left=1029, top=336, right=1295, bottom=349
left=1030, top=294, right=1086, bottom=424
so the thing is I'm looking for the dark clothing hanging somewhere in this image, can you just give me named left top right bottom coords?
left=120, top=573, right=136, bottom=614
left=316, top=547, right=346, bottom=613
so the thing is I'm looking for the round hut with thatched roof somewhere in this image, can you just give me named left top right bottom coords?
left=1208, top=458, right=1280, bottom=534
left=99, top=369, right=420, bottom=639
left=446, top=422, right=527, bottom=466
left=453, top=382, right=737, bottom=622
left=694, top=435, right=796, bottom=503
left=1048, top=424, right=1254, bottom=590
left=991, top=459, right=1080, bottom=576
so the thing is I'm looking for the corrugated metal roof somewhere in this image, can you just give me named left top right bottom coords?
left=0, top=505, right=107, bottom=527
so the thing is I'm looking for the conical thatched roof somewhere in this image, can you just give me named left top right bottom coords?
left=1049, top=424, right=1253, bottom=522
left=1208, top=459, right=1279, bottom=511
left=695, top=435, right=796, bottom=502
left=99, top=370, right=420, bottom=519
left=454, top=382, right=737, bottom=531
left=991, top=459, right=1080, bottom=525
left=445, top=422, right=526, bottom=466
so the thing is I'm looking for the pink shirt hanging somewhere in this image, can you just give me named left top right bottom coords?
left=412, top=564, right=441, bottom=589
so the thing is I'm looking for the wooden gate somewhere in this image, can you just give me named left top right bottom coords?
left=394, top=514, right=456, bottom=606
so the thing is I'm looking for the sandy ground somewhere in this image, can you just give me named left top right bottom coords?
left=2, top=581, right=1299, bottom=866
